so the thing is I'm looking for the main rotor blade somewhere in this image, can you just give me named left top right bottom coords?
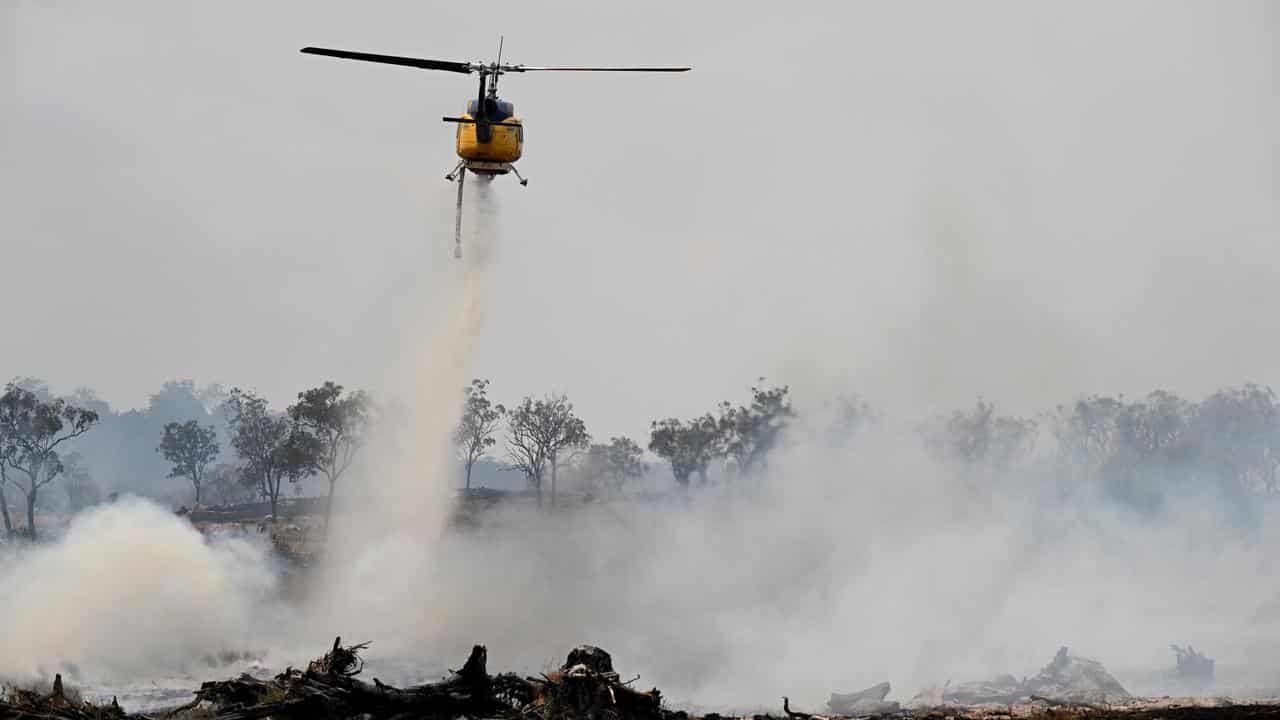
left=504, top=65, right=690, bottom=72
left=301, top=47, right=473, bottom=74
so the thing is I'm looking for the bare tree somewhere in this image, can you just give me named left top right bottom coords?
left=506, top=394, right=589, bottom=507
left=542, top=396, right=588, bottom=507
left=505, top=403, right=548, bottom=502
left=288, top=381, right=371, bottom=535
left=0, top=384, right=99, bottom=540
left=158, top=420, right=220, bottom=504
left=454, top=379, right=505, bottom=490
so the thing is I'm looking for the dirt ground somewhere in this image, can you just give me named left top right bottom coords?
left=894, top=701, right=1280, bottom=720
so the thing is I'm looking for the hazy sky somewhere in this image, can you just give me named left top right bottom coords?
left=3, top=1, right=1278, bottom=441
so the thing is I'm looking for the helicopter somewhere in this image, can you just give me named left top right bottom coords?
left=300, top=40, right=690, bottom=258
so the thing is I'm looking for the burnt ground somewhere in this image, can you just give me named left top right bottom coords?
left=7, top=506, right=1273, bottom=720
left=904, top=704, right=1280, bottom=720
left=3, top=640, right=1278, bottom=720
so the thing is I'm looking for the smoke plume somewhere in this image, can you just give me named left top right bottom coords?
left=0, top=498, right=278, bottom=682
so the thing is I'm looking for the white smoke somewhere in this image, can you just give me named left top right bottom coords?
left=0, top=180, right=503, bottom=693
left=0, top=497, right=279, bottom=682
left=300, top=176, right=502, bottom=661
left=301, top=414, right=1280, bottom=709
left=3, top=159, right=1278, bottom=710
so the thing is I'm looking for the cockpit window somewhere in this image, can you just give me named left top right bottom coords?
left=466, top=99, right=514, bottom=121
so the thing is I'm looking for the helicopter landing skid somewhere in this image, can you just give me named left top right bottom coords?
left=446, top=160, right=527, bottom=260
left=460, top=160, right=528, bottom=185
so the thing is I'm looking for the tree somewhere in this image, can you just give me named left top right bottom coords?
left=149, top=380, right=210, bottom=424
left=685, top=413, right=724, bottom=484
left=824, top=393, right=879, bottom=442
left=1048, top=391, right=1204, bottom=509
left=453, top=379, right=505, bottom=490
left=223, top=388, right=312, bottom=521
left=9, top=377, right=52, bottom=402
left=541, top=396, right=589, bottom=507
left=158, top=420, right=220, bottom=504
left=1116, top=390, right=1194, bottom=457
left=505, top=403, right=548, bottom=501
left=586, top=436, right=648, bottom=492
left=921, top=399, right=1038, bottom=478
left=717, top=382, right=794, bottom=476
left=197, top=382, right=231, bottom=414
left=53, top=379, right=232, bottom=504
left=0, top=456, right=14, bottom=539
left=61, top=452, right=101, bottom=512
left=0, top=384, right=99, bottom=540
left=288, top=381, right=370, bottom=534
left=1050, top=395, right=1126, bottom=485
left=1096, top=391, right=1196, bottom=507
left=204, top=462, right=259, bottom=505
left=649, top=414, right=721, bottom=488
left=648, top=418, right=696, bottom=487
left=1190, top=384, right=1280, bottom=494
left=506, top=394, right=589, bottom=507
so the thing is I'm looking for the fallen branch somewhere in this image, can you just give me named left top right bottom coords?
left=1029, top=695, right=1106, bottom=712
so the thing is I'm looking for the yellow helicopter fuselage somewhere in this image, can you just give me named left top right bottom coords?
left=455, top=114, right=523, bottom=164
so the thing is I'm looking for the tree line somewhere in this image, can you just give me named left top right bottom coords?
left=454, top=379, right=796, bottom=503
left=459, top=379, right=1280, bottom=516
left=3, top=374, right=1278, bottom=539
left=917, top=385, right=1280, bottom=512
left=0, top=379, right=368, bottom=540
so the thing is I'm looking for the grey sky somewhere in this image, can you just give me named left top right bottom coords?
left=3, top=1, right=1278, bottom=442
